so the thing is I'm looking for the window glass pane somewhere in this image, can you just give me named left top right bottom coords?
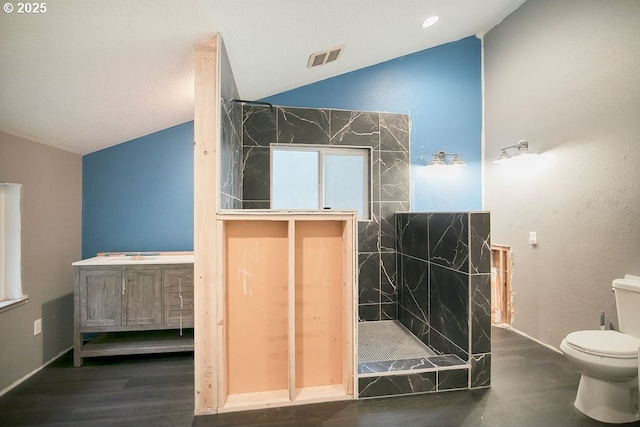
left=272, top=149, right=319, bottom=209
left=324, top=153, right=365, bottom=218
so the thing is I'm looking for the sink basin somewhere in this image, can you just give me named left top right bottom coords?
left=106, top=256, right=160, bottom=262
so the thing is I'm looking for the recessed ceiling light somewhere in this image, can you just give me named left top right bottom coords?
left=421, top=16, right=440, bottom=28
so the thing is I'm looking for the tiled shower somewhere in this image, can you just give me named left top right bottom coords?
left=241, top=105, right=410, bottom=322
left=223, top=100, right=492, bottom=399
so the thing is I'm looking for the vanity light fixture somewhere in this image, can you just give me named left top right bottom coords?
left=494, top=139, right=533, bottom=163
left=424, top=150, right=467, bottom=167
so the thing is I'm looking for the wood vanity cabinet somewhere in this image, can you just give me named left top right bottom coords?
left=73, top=263, right=194, bottom=367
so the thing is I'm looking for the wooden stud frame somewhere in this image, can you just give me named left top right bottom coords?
left=491, top=245, right=512, bottom=325
left=194, top=35, right=219, bottom=415
left=193, top=33, right=357, bottom=415
left=215, top=211, right=356, bottom=412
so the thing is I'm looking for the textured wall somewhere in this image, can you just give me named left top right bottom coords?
left=82, top=122, right=194, bottom=259
left=484, top=0, right=640, bottom=348
left=0, top=132, right=81, bottom=393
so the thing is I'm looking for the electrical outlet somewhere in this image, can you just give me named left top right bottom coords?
left=34, top=318, right=41, bottom=336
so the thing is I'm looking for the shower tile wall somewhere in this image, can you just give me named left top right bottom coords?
left=242, top=105, right=410, bottom=320
left=219, top=38, right=242, bottom=209
left=397, top=212, right=491, bottom=388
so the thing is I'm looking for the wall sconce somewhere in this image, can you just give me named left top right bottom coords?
left=422, top=150, right=467, bottom=167
left=494, top=139, right=533, bottom=163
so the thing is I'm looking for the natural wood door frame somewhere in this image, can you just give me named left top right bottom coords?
left=491, top=245, right=512, bottom=325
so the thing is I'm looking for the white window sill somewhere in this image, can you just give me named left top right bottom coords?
left=0, top=296, right=29, bottom=314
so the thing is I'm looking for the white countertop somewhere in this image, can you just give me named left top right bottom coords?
left=73, top=254, right=194, bottom=266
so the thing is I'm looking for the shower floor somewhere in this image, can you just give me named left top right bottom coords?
left=357, top=320, right=465, bottom=375
left=359, top=320, right=435, bottom=362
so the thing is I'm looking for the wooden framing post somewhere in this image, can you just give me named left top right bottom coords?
left=194, top=35, right=219, bottom=415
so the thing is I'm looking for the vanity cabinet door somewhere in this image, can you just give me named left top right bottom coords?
left=123, top=268, right=162, bottom=326
left=79, top=268, right=123, bottom=328
left=162, top=268, right=194, bottom=328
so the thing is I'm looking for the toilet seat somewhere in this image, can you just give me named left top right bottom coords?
left=564, top=330, right=640, bottom=359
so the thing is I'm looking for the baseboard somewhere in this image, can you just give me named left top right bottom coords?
left=493, top=323, right=563, bottom=355
left=0, top=346, right=73, bottom=397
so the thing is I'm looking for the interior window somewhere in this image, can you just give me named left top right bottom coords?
left=271, top=145, right=370, bottom=220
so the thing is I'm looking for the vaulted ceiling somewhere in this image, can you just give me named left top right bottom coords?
left=0, top=0, right=525, bottom=155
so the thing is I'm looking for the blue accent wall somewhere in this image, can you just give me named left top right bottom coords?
left=264, top=36, right=482, bottom=211
left=81, top=37, right=481, bottom=258
left=82, top=122, right=194, bottom=258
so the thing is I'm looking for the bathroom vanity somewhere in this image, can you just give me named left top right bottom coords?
left=72, top=253, right=194, bottom=367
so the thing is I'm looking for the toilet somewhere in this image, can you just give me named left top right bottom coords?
left=560, top=275, right=640, bottom=424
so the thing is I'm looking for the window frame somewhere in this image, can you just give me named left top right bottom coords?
left=270, top=144, right=371, bottom=220
left=0, top=183, right=28, bottom=314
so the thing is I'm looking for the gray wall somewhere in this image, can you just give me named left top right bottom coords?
left=484, top=0, right=640, bottom=349
left=0, top=132, right=81, bottom=393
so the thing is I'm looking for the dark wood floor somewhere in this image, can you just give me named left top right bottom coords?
left=0, top=326, right=632, bottom=426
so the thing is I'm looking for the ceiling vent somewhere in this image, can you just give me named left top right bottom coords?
left=307, top=45, right=345, bottom=68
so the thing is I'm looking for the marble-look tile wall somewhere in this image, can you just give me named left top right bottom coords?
left=219, top=38, right=242, bottom=209
left=396, top=212, right=491, bottom=388
left=242, top=106, right=410, bottom=320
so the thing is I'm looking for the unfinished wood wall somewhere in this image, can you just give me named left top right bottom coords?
left=217, top=215, right=355, bottom=412
left=193, top=35, right=356, bottom=415
left=194, top=35, right=219, bottom=415
left=491, top=245, right=512, bottom=325
left=225, top=221, right=289, bottom=394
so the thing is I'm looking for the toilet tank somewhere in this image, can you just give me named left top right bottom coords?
left=612, top=276, right=640, bottom=339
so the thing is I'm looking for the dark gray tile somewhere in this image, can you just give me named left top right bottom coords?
left=358, top=214, right=380, bottom=253
left=381, top=303, right=397, bottom=320
left=430, top=265, right=469, bottom=353
left=242, top=146, right=270, bottom=201
left=471, top=274, right=491, bottom=355
left=427, top=354, right=467, bottom=367
left=380, top=113, right=410, bottom=152
left=429, top=330, right=468, bottom=362
left=358, top=253, right=380, bottom=305
left=242, top=201, right=270, bottom=209
left=380, top=253, right=396, bottom=302
left=358, top=357, right=435, bottom=374
left=438, top=368, right=469, bottom=391
left=277, top=107, right=330, bottom=144
left=379, top=151, right=410, bottom=202
left=358, top=304, right=380, bottom=322
left=380, top=202, right=408, bottom=252
left=358, top=372, right=436, bottom=398
left=470, top=353, right=491, bottom=388
left=372, top=148, right=380, bottom=202
left=400, top=256, right=429, bottom=324
left=429, top=213, right=469, bottom=272
left=470, top=212, right=491, bottom=274
left=397, top=212, right=428, bottom=261
left=399, top=307, right=429, bottom=347
left=330, top=110, right=379, bottom=147
left=243, top=105, right=276, bottom=147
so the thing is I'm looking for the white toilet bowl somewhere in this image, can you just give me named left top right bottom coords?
left=560, top=330, right=640, bottom=424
